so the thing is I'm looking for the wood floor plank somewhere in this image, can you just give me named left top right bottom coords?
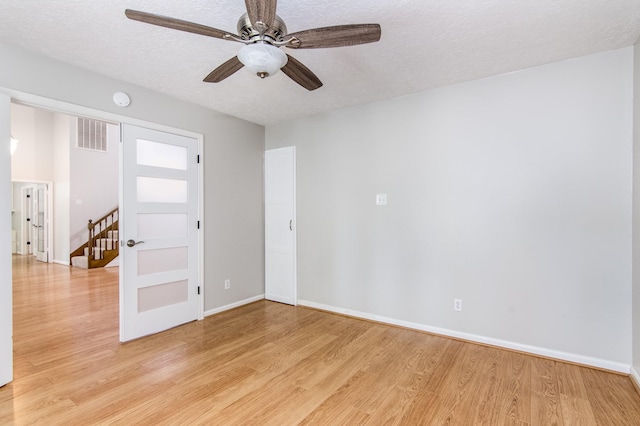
left=497, top=351, right=532, bottom=423
left=580, top=366, right=640, bottom=425
left=557, top=362, right=599, bottom=425
left=3, top=255, right=640, bottom=424
left=530, top=357, right=564, bottom=425
left=469, top=346, right=504, bottom=424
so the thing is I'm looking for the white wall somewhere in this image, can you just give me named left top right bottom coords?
left=69, top=119, right=119, bottom=252
left=10, top=103, right=54, bottom=182
left=267, top=47, right=634, bottom=370
left=0, top=41, right=265, bottom=312
left=53, top=113, right=70, bottom=264
left=632, top=41, right=640, bottom=380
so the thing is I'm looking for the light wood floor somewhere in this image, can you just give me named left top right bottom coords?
left=2, top=256, right=640, bottom=425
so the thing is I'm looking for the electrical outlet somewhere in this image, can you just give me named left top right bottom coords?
left=224, top=279, right=230, bottom=290
left=454, top=298, right=463, bottom=312
left=376, top=193, right=388, bottom=206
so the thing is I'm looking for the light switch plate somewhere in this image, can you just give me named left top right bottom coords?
left=376, top=194, right=387, bottom=205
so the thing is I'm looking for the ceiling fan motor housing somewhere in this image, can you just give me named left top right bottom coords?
left=236, top=13, right=288, bottom=78
left=237, top=13, right=287, bottom=44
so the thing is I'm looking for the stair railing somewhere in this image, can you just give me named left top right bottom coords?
left=87, top=207, right=119, bottom=260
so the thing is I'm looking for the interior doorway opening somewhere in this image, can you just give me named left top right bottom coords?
left=10, top=102, right=120, bottom=267
left=11, top=181, right=53, bottom=263
left=4, top=91, right=204, bottom=387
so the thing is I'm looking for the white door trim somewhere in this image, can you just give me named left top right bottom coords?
left=1, top=92, right=13, bottom=387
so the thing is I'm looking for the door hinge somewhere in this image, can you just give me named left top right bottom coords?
left=197, top=220, right=200, bottom=229
left=197, top=286, right=201, bottom=295
left=197, top=154, right=200, bottom=164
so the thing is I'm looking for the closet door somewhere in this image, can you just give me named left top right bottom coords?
left=265, top=146, right=297, bottom=305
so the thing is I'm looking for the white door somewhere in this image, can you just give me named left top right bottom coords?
left=33, top=184, right=49, bottom=262
left=120, top=124, right=200, bottom=342
left=1, top=93, right=12, bottom=387
left=265, top=147, right=297, bottom=305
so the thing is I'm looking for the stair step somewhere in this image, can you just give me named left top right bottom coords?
left=83, top=243, right=117, bottom=260
left=71, top=256, right=88, bottom=269
left=95, top=238, right=117, bottom=250
left=94, top=247, right=105, bottom=260
left=107, top=230, right=119, bottom=239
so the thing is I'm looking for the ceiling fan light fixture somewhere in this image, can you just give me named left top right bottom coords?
left=238, top=42, right=287, bottom=78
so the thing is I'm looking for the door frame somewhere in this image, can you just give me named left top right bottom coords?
left=2, top=88, right=205, bottom=342
left=1, top=93, right=12, bottom=387
left=13, top=180, right=53, bottom=260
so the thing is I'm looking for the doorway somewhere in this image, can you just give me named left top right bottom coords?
left=3, top=92, right=204, bottom=386
left=12, top=181, right=52, bottom=262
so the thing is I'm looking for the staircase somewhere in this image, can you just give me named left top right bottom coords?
left=70, top=207, right=119, bottom=269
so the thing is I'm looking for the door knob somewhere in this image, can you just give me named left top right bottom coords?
left=126, top=239, right=144, bottom=247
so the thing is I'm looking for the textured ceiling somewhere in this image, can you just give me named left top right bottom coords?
left=1, top=0, right=639, bottom=125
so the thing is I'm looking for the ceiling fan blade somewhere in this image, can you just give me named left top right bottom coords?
left=245, top=0, right=277, bottom=30
left=287, top=24, right=381, bottom=49
left=125, top=9, right=237, bottom=40
left=203, top=57, right=244, bottom=83
left=281, top=55, right=323, bottom=91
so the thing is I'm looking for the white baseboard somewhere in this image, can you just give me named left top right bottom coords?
left=631, top=367, right=640, bottom=390
left=298, top=299, right=630, bottom=374
left=204, top=294, right=265, bottom=317
left=53, top=259, right=70, bottom=266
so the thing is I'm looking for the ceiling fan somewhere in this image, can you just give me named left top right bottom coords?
left=125, top=0, right=381, bottom=91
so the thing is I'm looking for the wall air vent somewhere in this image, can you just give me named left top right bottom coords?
left=77, top=117, right=108, bottom=152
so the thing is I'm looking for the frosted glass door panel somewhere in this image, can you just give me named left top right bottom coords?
left=138, top=247, right=188, bottom=276
left=137, top=139, right=188, bottom=170
left=137, top=176, right=187, bottom=203
left=138, top=280, right=188, bottom=313
left=138, top=213, right=188, bottom=240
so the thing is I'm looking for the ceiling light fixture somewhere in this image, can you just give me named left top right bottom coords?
left=237, top=42, right=288, bottom=79
left=125, top=6, right=380, bottom=90
left=10, top=136, right=18, bottom=156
